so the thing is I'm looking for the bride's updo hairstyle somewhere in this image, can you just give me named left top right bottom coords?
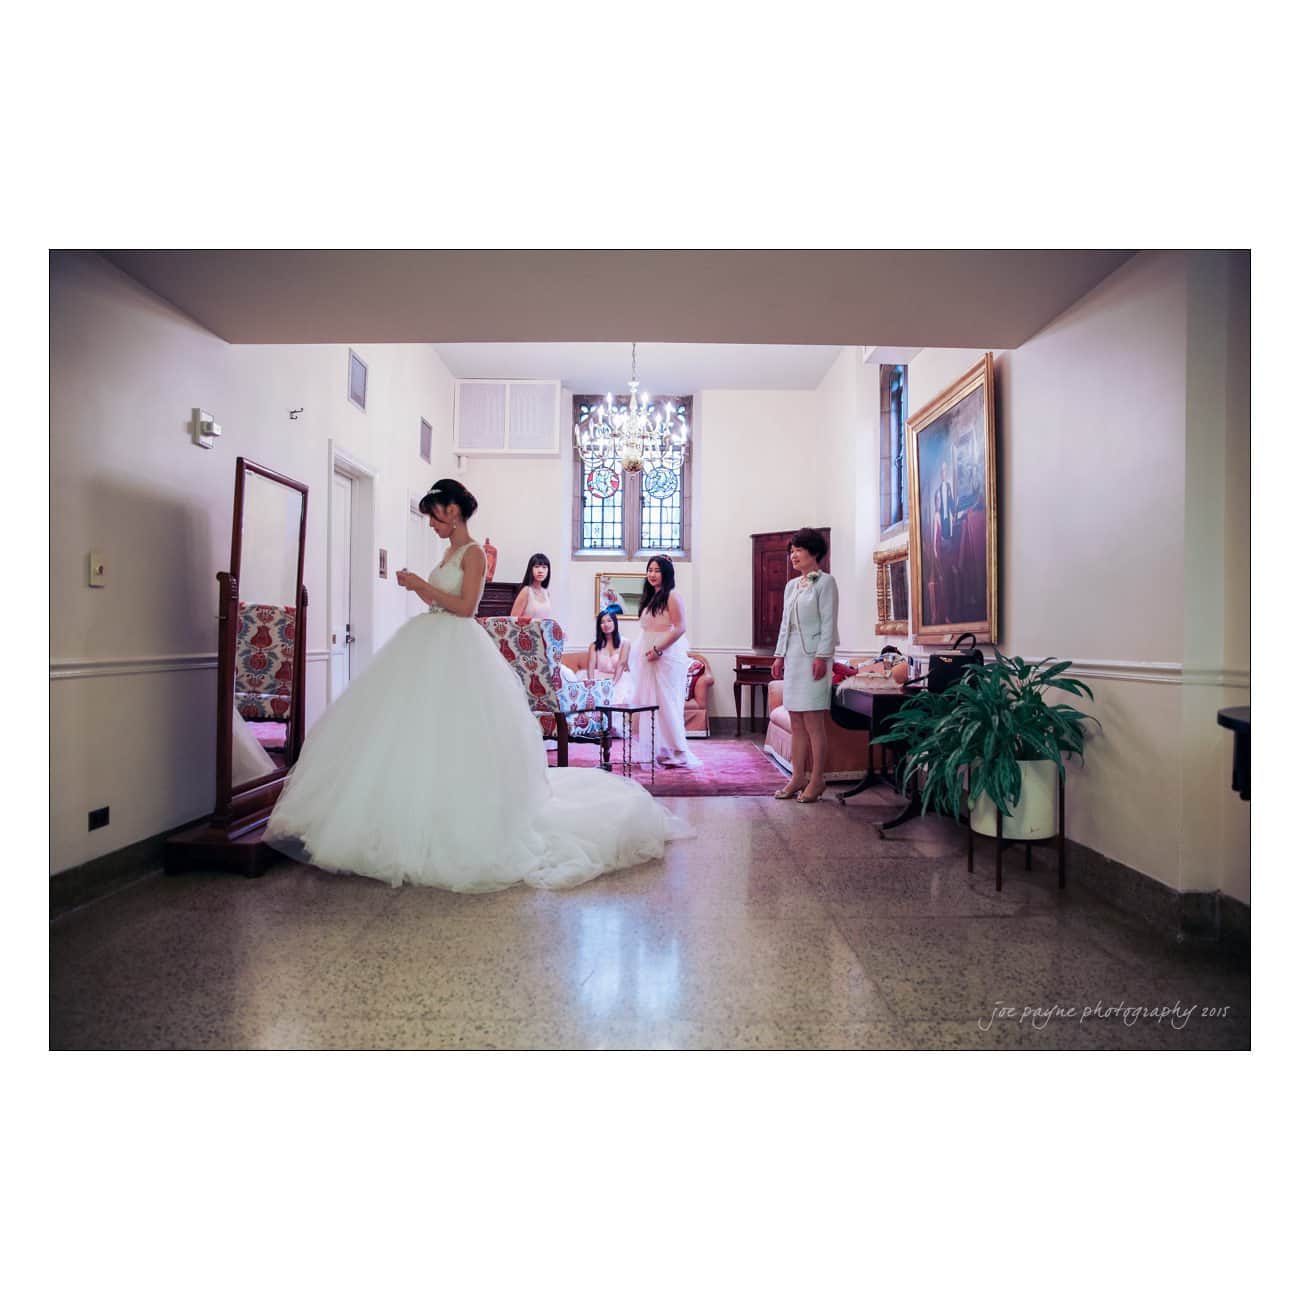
left=418, top=478, right=478, bottom=521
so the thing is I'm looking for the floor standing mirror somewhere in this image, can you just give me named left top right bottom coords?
left=166, top=458, right=309, bottom=875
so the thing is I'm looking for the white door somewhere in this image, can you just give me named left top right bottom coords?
left=330, top=471, right=354, bottom=697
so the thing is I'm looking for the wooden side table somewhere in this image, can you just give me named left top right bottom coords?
left=734, top=653, right=775, bottom=736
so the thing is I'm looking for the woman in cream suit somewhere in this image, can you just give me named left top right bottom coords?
left=771, top=528, right=839, bottom=803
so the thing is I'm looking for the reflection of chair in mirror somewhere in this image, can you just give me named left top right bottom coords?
left=166, top=458, right=308, bottom=876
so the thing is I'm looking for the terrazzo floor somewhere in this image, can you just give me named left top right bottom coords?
left=50, top=787, right=1250, bottom=1050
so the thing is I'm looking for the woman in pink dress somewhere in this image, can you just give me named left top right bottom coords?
left=509, top=552, right=553, bottom=618
left=626, top=555, right=701, bottom=769
left=587, top=606, right=635, bottom=735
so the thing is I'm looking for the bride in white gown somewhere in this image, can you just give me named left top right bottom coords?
left=265, top=479, right=689, bottom=891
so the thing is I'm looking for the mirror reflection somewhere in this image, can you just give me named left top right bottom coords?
left=231, top=469, right=305, bottom=788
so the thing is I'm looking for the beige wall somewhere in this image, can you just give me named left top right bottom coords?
left=50, top=254, right=457, bottom=874
left=904, top=251, right=1249, bottom=902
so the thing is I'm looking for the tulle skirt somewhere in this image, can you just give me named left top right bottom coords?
left=265, top=612, right=690, bottom=891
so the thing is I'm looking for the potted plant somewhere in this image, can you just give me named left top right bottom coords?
left=873, top=653, right=1098, bottom=838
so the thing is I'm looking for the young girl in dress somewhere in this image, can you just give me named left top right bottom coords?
left=627, top=555, right=701, bottom=769
left=588, top=605, right=634, bottom=733
left=587, top=607, right=629, bottom=688
left=509, top=552, right=552, bottom=618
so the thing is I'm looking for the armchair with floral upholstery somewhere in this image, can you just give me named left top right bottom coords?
left=478, top=616, right=613, bottom=768
left=234, top=602, right=296, bottom=750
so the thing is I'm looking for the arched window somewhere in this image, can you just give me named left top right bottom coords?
left=572, top=395, right=693, bottom=558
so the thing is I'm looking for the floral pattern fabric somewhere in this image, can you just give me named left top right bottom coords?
left=235, top=602, right=296, bottom=720
left=478, top=616, right=612, bottom=741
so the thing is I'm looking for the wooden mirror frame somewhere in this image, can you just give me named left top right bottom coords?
left=166, top=458, right=308, bottom=875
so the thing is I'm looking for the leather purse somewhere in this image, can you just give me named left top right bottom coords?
left=924, top=632, right=985, bottom=695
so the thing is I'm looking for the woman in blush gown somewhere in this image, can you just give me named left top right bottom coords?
left=265, top=480, right=689, bottom=891
left=509, top=552, right=553, bottom=619
left=587, top=605, right=635, bottom=734
left=625, top=555, right=701, bottom=769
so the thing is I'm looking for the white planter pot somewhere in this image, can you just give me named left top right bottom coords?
left=970, top=759, right=1059, bottom=840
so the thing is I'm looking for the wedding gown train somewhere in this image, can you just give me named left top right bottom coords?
left=265, top=542, right=690, bottom=891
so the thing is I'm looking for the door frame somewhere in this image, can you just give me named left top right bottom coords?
left=327, top=441, right=377, bottom=702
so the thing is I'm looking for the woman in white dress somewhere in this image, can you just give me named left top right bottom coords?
left=509, top=552, right=552, bottom=619
left=771, top=528, right=839, bottom=803
left=626, top=555, right=701, bottom=769
left=265, top=481, right=688, bottom=891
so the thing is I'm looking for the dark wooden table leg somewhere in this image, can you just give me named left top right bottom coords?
left=995, top=807, right=1004, bottom=892
left=878, top=775, right=923, bottom=833
left=734, top=683, right=742, bottom=737
left=836, top=743, right=884, bottom=804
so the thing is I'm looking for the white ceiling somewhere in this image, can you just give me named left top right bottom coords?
left=433, top=341, right=843, bottom=391
left=102, top=250, right=1135, bottom=353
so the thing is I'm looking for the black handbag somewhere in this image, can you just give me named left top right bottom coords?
left=925, top=632, right=985, bottom=694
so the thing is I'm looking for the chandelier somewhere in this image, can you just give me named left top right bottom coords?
left=574, top=343, right=690, bottom=500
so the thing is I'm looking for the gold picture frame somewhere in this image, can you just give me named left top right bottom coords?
left=594, top=571, right=645, bottom=620
left=906, top=353, right=998, bottom=646
left=873, top=536, right=909, bottom=637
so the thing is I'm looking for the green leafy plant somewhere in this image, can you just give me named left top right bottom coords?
left=872, top=653, right=1099, bottom=819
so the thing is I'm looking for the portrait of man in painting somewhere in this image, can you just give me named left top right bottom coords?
left=908, top=354, right=997, bottom=643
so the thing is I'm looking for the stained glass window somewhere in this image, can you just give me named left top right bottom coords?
left=574, top=395, right=692, bottom=557
left=580, top=462, right=625, bottom=550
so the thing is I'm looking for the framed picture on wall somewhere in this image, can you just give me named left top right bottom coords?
left=348, top=349, right=368, bottom=412
left=873, top=536, right=909, bottom=637
left=906, top=353, right=998, bottom=646
left=594, top=571, right=646, bottom=620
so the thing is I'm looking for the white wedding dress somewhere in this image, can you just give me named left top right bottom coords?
left=265, top=542, right=690, bottom=891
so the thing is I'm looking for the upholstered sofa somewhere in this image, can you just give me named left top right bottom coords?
left=764, top=660, right=891, bottom=782
left=478, top=617, right=612, bottom=767
left=558, top=648, right=714, bottom=738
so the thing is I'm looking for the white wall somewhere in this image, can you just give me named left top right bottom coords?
left=50, top=254, right=457, bottom=874
left=903, top=251, right=1249, bottom=902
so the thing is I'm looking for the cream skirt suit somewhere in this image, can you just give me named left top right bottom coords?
left=774, top=572, right=839, bottom=711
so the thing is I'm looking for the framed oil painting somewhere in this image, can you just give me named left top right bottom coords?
left=873, top=536, right=909, bottom=637
left=594, top=571, right=646, bottom=620
left=906, top=353, right=998, bottom=646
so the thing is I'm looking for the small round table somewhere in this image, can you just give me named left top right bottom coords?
left=600, top=704, right=660, bottom=784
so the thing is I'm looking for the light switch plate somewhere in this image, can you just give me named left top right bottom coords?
left=192, top=407, right=217, bottom=449
left=89, top=552, right=106, bottom=587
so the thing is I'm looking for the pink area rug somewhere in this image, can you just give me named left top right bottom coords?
left=549, top=737, right=787, bottom=797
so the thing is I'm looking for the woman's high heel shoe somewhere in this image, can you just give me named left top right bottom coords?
left=796, top=783, right=826, bottom=804
left=773, top=782, right=807, bottom=801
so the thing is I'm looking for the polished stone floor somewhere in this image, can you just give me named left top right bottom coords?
left=50, top=789, right=1250, bottom=1050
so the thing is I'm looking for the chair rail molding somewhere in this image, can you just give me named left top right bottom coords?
left=51, top=649, right=332, bottom=680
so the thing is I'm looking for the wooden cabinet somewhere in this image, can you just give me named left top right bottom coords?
left=476, top=581, right=520, bottom=618
left=751, top=528, right=831, bottom=650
